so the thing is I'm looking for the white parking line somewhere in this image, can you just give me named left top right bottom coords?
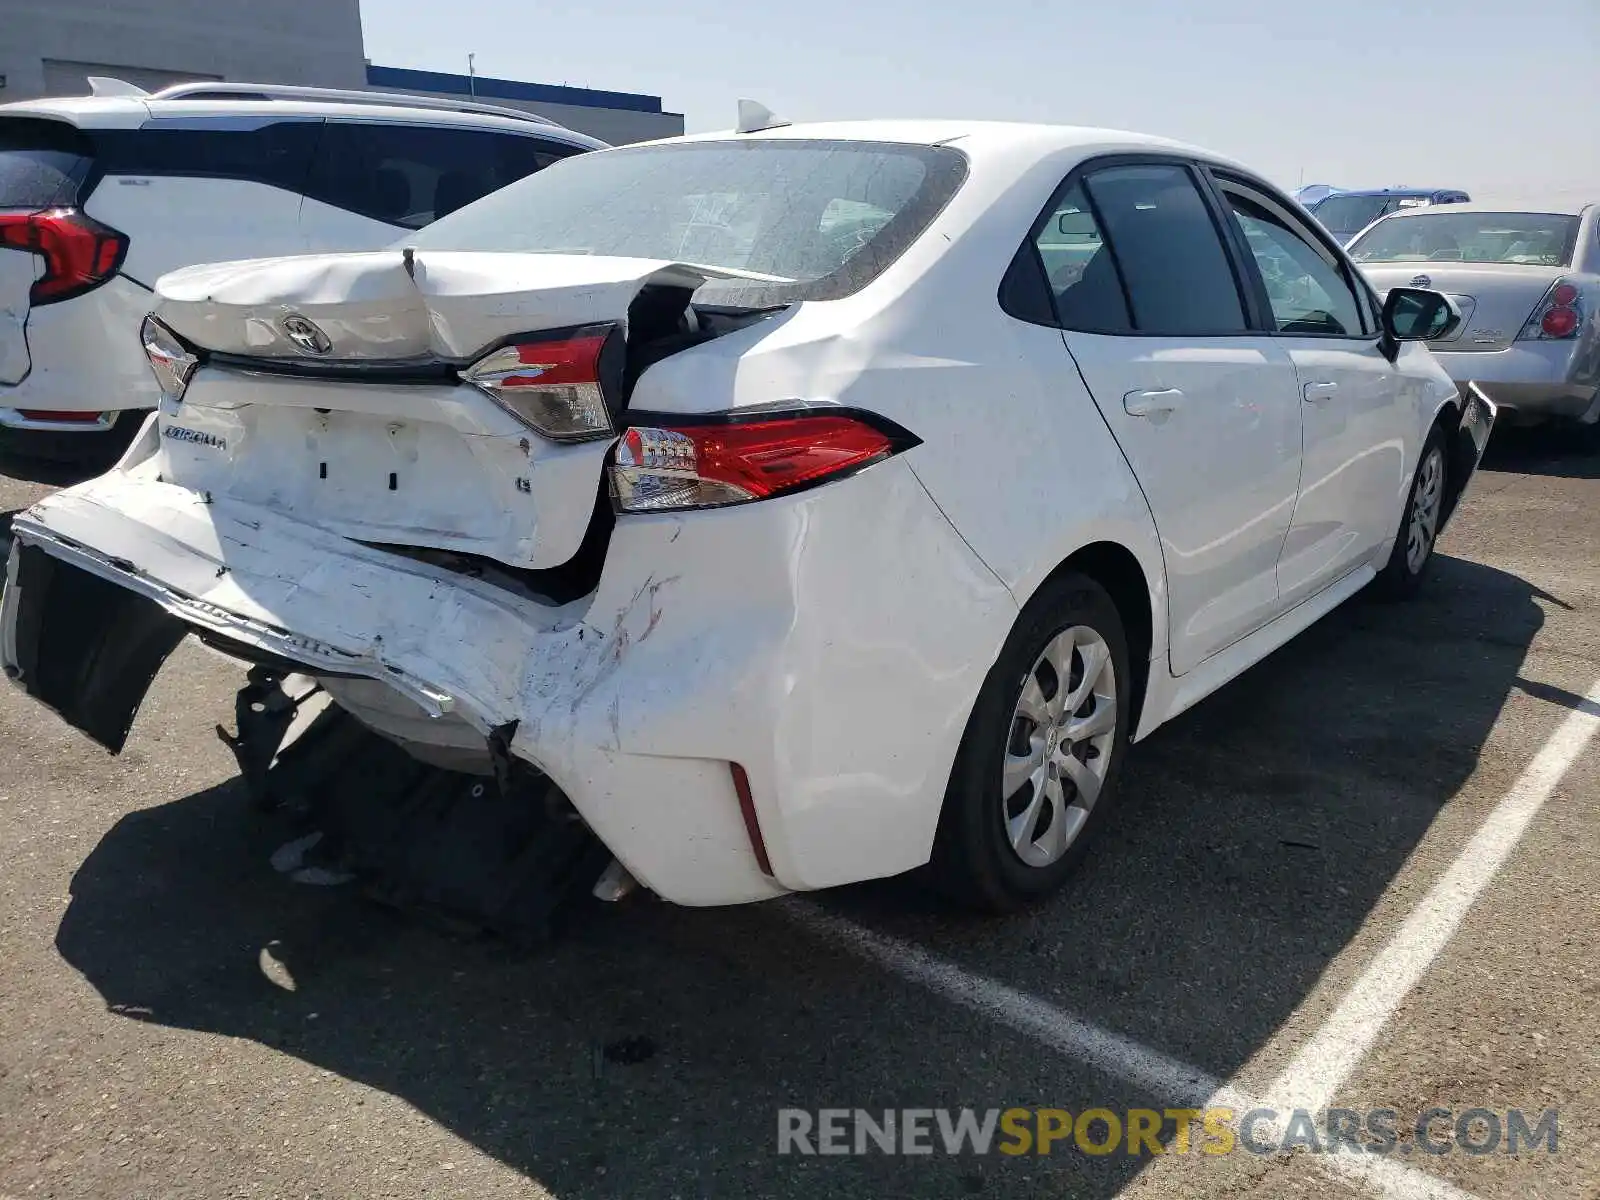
left=780, top=671, right=1600, bottom=1200
left=783, top=903, right=1252, bottom=1111
left=785, top=903, right=1479, bottom=1200
left=1324, top=1153, right=1481, bottom=1200
left=1267, top=673, right=1600, bottom=1114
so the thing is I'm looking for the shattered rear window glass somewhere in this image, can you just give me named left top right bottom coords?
left=405, top=138, right=969, bottom=305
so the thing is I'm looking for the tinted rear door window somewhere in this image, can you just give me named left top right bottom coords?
left=305, top=124, right=576, bottom=229
left=0, top=119, right=93, bottom=207
left=1082, top=163, right=1247, bottom=335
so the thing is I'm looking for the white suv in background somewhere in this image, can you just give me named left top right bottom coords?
left=0, top=80, right=605, bottom=463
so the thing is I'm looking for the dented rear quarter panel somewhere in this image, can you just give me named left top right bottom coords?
left=562, top=458, right=1017, bottom=892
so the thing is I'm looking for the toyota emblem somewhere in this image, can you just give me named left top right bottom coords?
left=280, top=313, right=333, bottom=356
left=1409, top=274, right=1432, bottom=288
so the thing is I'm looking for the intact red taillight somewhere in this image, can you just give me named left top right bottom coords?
left=1519, top=277, right=1584, bottom=342
left=1542, top=306, right=1579, bottom=338
left=0, top=208, right=128, bottom=305
left=609, top=409, right=919, bottom=512
left=459, top=325, right=619, bottom=441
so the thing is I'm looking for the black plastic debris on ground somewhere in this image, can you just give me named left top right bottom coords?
left=249, top=693, right=611, bottom=945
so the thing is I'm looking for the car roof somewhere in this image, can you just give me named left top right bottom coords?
left=0, top=92, right=606, bottom=150
left=637, top=118, right=1250, bottom=169
left=664, top=117, right=1193, bottom=149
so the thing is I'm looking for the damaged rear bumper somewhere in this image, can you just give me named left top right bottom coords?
left=2, top=460, right=1015, bottom=907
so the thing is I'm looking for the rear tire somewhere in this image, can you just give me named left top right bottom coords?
left=1373, top=424, right=1449, bottom=601
left=931, top=572, right=1131, bottom=913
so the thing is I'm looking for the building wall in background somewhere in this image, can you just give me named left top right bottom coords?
left=0, top=0, right=368, bottom=101
left=364, top=66, right=684, bottom=146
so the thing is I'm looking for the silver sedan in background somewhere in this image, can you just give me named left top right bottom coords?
left=1351, top=204, right=1599, bottom=444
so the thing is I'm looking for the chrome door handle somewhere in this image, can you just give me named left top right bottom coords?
left=1302, top=381, right=1339, bottom=405
left=1123, top=388, right=1184, bottom=422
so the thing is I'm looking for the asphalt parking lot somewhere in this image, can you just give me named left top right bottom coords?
left=1, top=431, right=1597, bottom=1200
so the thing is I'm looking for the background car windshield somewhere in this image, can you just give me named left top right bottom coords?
left=1309, top=195, right=1393, bottom=231
left=1348, top=212, right=1580, bottom=266
left=405, top=139, right=967, bottom=304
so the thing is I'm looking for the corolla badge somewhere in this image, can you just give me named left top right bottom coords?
left=162, top=425, right=226, bottom=449
left=1409, top=274, right=1432, bottom=288
left=280, top=313, right=333, bottom=355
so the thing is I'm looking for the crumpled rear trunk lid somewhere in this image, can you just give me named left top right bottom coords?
left=156, top=250, right=714, bottom=362
left=149, top=251, right=721, bottom=570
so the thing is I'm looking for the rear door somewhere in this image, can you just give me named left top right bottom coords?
left=1046, top=160, right=1304, bottom=675
left=298, top=122, right=581, bottom=250
left=1209, top=172, right=1407, bottom=606
left=0, top=117, right=96, bottom=383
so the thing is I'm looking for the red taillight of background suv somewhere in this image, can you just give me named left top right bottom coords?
left=0, top=208, right=128, bottom=305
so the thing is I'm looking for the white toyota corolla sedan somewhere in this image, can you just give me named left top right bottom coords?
left=1, top=119, right=1494, bottom=914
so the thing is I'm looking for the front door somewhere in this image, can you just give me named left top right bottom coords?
left=1210, top=173, right=1410, bottom=606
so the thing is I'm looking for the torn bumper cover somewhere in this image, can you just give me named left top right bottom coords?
left=1, top=463, right=1014, bottom=907
left=1441, top=382, right=1498, bottom=531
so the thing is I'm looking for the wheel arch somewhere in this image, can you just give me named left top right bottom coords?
left=1024, top=540, right=1156, bottom=738
left=930, top=535, right=1159, bottom=909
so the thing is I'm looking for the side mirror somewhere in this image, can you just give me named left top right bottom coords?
left=1057, top=211, right=1096, bottom=238
left=1382, top=286, right=1461, bottom=342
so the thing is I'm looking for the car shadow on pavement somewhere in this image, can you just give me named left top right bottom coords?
left=52, top=550, right=1554, bottom=1199
left=1481, top=427, right=1600, bottom=480
left=0, top=451, right=107, bottom=489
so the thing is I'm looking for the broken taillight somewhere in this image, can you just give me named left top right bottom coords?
left=460, top=325, right=620, bottom=442
left=140, top=315, right=199, bottom=401
left=609, top=409, right=919, bottom=513
left=0, top=208, right=128, bottom=305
